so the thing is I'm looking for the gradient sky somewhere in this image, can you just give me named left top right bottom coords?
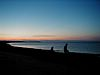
left=0, top=0, right=100, bottom=41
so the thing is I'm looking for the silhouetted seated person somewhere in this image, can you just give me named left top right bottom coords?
left=64, top=43, right=69, bottom=55
left=51, top=46, right=54, bottom=52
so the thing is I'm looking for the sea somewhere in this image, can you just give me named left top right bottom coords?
left=9, top=40, right=100, bottom=54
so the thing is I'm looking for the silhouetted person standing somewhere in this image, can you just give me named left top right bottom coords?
left=51, top=46, right=54, bottom=52
left=64, top=43, right=69, bottom=55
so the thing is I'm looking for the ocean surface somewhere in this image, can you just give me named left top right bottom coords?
left=9, top=41, right=100, bottom=54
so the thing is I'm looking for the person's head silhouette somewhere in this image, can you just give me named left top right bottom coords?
left=65, top=43, right=68, bottom=46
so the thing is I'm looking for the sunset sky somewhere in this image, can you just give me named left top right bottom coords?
left=0, top=0, right=100, bottom=41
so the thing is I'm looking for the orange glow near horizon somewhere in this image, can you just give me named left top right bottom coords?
left=0, top=36, right=66, bottom=41
left=0, top=35, right=99, bottom=41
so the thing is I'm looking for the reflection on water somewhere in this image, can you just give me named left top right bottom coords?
left=9, top=41, right=100, bottom=54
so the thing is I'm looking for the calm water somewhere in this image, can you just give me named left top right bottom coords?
left=9, top=41, right=100, bottom=54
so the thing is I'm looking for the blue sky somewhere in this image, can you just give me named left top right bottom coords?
left=0, top=0, right=100, bottom=40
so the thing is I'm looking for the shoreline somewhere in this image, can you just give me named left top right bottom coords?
left=0, top=42, right=100, bottom=74
left=9, top=41, right=100, bottom=55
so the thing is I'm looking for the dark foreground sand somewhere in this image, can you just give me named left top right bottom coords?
left=0, top=42, right=100, bottom=75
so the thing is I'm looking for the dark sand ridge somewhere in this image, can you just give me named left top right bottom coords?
left=0, top=41, right=100, bottom=75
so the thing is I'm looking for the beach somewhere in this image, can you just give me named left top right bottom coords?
left=0, top=41, right=100, bottom=75
left=9, top=41, right=100, bottom=54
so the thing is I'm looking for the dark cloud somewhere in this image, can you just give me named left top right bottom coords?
left=32, top=35, right=56, bottom=37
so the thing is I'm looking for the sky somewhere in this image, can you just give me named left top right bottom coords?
left=0, top=0, right=100, bottom=41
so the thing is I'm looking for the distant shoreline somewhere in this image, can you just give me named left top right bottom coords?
left=0, top=40, right=41, bottom=43
left=0, top=40, right=100, bottom=43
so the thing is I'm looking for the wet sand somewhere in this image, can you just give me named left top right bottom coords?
left=0, top=42, right=100, bottom=75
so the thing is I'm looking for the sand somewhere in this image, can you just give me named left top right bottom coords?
left=0, top=41, right=100, bottom=75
